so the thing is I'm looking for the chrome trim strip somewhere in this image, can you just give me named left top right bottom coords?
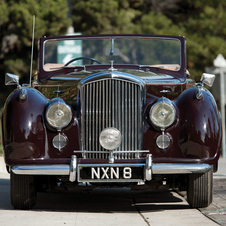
left=11, top=163, right=211, bottom=177
left=12, top=165, right=70, bottom=175
left=79, top=71, right=146, bottom=86
left=78, top=163, right=145, bottom=167
left=78, top=179, right=144, bottom=183
left=44, top=35, right=182, bottom=42
left=152, top=163, right=211, bottom=174
left=73, top=150, right=149, bottom=154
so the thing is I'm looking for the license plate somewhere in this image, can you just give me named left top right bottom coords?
left=78, top=164, right=144, bottom=182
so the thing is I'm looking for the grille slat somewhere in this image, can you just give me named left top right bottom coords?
left=132, top=84, right=135, bottom=153
left=122, top=82, right=125, bottom=155
left=89, top=84, right=92, bottom=153
left=125, top=82, right=128, bottom=158
left=98, top=82, right=102, bottom=158
left=81, top=78, right=143, bottom=159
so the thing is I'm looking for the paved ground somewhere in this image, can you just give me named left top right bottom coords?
left=214, top=158, right=226, bottom=179
left=0, top=173, right=218, bottom=226
left=198, top=158, right=226, bottom=225
left=0, top=157, right=226, bottom=226
left=200, top=179, right=226, bottom=225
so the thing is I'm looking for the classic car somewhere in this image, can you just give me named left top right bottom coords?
left=1, top=34, right=221, bottom=209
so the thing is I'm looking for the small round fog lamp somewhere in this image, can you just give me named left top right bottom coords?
left=99, top=128, right=121, bottom=150
left=52, top=134, right=67, bottom=151
left=156, top=134, right=170, bottom=149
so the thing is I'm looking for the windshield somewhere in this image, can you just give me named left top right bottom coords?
left=43, top=36, right=181, bottom=72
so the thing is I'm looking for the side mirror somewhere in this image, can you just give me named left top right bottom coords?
left=200, top=73, right=215, bottom=87
left=196, top=73, right=216, bottom=100
left=5, top=73, right=20, bottom=87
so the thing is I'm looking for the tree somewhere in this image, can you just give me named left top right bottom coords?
left=0, top=0, right=71, bottom=107
left=71, top=0, right=140, bottom=34
left=2, top=0, right=226, bottom=109
left=172, top=0, right=226, bottom=78
left=71, top=0, right=226, bottom=80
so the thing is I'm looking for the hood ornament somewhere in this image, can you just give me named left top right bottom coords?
left=109, top=60, right=117, bottom=71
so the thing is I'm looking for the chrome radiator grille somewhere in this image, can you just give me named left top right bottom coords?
left=81, top=78, right=143, bottom=159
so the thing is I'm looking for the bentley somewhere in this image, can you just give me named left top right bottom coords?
left=1, top=34, right=221, bottom=209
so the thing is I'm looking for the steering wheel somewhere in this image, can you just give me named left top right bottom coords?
left=64, top=57, right=102, bottom=66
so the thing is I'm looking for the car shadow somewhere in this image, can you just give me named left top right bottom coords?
left=0, top=176, right=190, bottom=212
left=33, top=188, right=190, bottom=212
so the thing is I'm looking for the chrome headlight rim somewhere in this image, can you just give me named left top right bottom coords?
left=46, top=99, right=72, bottom=131
left=149, top=97, right=176, bottom=130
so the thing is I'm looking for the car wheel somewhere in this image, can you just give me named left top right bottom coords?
left=10, top=172, right=37, bottom=209
left=187, top=168, right=213, bottom=208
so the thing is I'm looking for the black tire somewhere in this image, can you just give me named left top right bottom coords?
left=11, top=172, right=37, bottom=209
left=187, top=168, right=213, bottom=208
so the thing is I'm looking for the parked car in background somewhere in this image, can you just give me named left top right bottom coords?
left=1, top=34, right=221, bottom=209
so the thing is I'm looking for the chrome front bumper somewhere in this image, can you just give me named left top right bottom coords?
left=11, top=154, right=211, bottom=182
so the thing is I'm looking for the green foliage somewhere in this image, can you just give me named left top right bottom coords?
left=71, top=0, right=226, bottom=80
left=1, top=0, right=226, bottom=109
left=133, top=11, right=184, bottom=36
left=71, top=0, right=140, bottom=34
left=0, top=0, right=8, bottom=26
left=174, top=0, right=226, bottom=78
left=0, top=0, right=71, bottom=107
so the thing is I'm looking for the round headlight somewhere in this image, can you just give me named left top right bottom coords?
left=149, top=98, right=176, bottom=129
left=46, top=100, right=72, bottom=130
left=99, top=128, right=122, bottom=150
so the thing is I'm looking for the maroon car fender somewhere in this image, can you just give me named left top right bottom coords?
left=2, top=87, right=81, bottom=166
left=176, top=86, right=222, bottom=163
left=143, top=86, right=221, bottom=165
left=2, top=88, right=49, bottom=165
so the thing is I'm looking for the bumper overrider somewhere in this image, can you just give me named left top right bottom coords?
left=11, top=153, right=211, bottom=183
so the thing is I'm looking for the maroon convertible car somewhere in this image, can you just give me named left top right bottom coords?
left=1, top=34, right=222, bottom=209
